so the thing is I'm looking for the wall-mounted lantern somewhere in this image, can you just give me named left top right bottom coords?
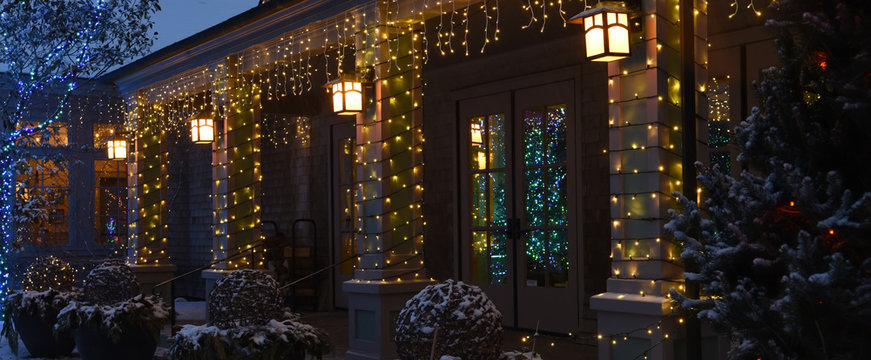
left=190, top=108, right=215, bottom=144
left=107, top=139, right=128, bottom=160
left=569, top=1, right=631, bottom=62
left=325, top=75, right=364, bottom=115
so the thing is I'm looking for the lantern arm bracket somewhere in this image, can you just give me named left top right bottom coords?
left=568, top=0, right=640, bottom=23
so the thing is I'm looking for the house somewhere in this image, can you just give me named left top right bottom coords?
left=102, top=0, right=778, bottom=359
left=5, top=75, right=129, bottom=277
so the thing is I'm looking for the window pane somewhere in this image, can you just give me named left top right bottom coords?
left=490, top=172, right=507, bottom=227
left=487, top=114, right=506, bottom=169
left=523, top=110, right=545, bottom=166
left=469, top=116, right=487, bottom=169
left=546, top=105, right=567, bottom=164
left=490, top=232, right=508, bottom=284
left=16, top=158, right=69, bottom=245
left=471, top=231, right=489, bottom=283
left=525, top=229, right=546, bottom=287
left=471, top=173, right=488, bottom=227
left=546, top=166, right=567, bottom=226
left=548, top=229, right=569, bottom=288
left=17, top=122, right=68, bottom=147
left=525, top=168, right=545, bottom=227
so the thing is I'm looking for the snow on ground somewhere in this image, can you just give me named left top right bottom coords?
left=174, top=298, right=206, bottom=323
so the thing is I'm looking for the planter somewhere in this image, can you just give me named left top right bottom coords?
left=12, top=312, right=75, bottom=358
left=74, top=323, right=157, bottom=360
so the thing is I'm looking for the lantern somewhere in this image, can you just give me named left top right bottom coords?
left=107, top=139, right=127, bottom=160
left=190, top=109, right=215, bottom=144
left=569, top=1, right=631, bottom=62
left=325, top=75, right=364, bottom=115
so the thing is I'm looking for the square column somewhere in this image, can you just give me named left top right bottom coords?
left=590, top=0, right=708, bottom=359
left=344, top=10, right=432, bottom=360
left=129, top=89, right=176, bottom=300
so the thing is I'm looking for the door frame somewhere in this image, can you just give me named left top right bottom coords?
left=451, top=66, right=587, bottom=331
left=328, top=118, right=357, bottom=309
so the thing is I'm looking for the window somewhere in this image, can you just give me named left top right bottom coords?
left=16, top=122, right=68, bottom=147
left=15, top=159, right=69, bottom=245
left=94, top=160, right=128, bottom=244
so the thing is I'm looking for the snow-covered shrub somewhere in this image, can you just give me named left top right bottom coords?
left=208, top=269, right=282, bottom=328
left=83, top=259, right=140, bottom=305
left=22, top=256, right=76, bottom=292
left=55, top=294, right=169, bottom=343
left=55, top=260, right=169, bottom=344
left=1, top=288, right=82, bottom=356
left=171, top=269, right=331, bottom=360
left=394, top=279, right=503, bottom=360
left=170, top=311, right=332, bottom=360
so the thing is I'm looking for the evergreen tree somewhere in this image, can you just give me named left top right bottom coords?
left=667, top=0, right=871, bottom=358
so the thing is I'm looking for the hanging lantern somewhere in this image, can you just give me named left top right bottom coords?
left=190, top=109, right=215, bottom=144
left=107, top=139, right=127, bottom=160
left=470, top=123, right=483, bottom=145
left=569, top=1, right=631, bottom=62
left=324, top=75, right=364, bottom=115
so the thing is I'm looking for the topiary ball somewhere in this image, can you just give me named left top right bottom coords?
left=22, top=256, right=76, bottom=292
left=83, top=259, right=141, bottom=305
left=208, top=269, right=282, bottom=329
left=394, top=279, right=503, bottom=360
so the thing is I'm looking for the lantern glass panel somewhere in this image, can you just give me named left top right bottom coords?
left=108, top=140, right=127, bottom=159
left=333, top=92, right=344, bottom=113
left=586, top=27, right=605, bottom=58
left=608, top=25, right=630, bottom=54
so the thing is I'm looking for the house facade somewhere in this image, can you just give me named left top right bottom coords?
left=103, top=0, right=778, bottom=359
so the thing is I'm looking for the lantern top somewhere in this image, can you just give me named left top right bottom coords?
left=189, top=108, right=213, bottom=122
left=323, top=73, right=363, bottom=88
left=568, top=1, right=629, bottom=23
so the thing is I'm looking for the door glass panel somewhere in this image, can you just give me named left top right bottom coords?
left=522, top=104, right=568, bottom=288
left=525, top=168, right=545, bottom=227
left=469, top=113, right=508, bottom=284
left=523, top=110, right=545, bottom=166
left=548, top=229, right=569, bottom=287
left=525, top=229, right=546, bottom=287
left=547, top=166, right=567, bottom=226
left=546, top=106, right=567, bottom=164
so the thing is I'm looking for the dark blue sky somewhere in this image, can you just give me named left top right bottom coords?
left=128, top=0, right=259, bottom=64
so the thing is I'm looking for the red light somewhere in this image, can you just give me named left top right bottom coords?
left=789, top=201, right=795, bottom=207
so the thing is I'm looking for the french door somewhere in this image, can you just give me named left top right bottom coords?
left=460, top=81, right=577, bottom=332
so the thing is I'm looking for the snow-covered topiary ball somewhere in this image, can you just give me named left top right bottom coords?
left=83, top=259, right=141, bottom=305
left=394, top=279, right=503, bottom=359
left=22, top=256, right=75, bottom=292
left=208, top=269, right=282, bottom=329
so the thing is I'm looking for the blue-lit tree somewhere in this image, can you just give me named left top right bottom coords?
left=0, top=0, right=160, bottom=312
left=667, top=0, right=871, bottom=358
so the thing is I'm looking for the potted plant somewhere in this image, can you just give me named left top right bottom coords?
left=169, top=269, right=331, bottom=360
left=1, top=256, right=80, bottom=357
left=55, top=259, right=170, bottom=360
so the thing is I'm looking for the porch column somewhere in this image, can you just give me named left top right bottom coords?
left=343, top=13, right=432, bottom=360
left=590, top=0, right=708, bottom=359
left=130, top=89, right=176, bottom=300
left=203, top=55, right=264, bottom=297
